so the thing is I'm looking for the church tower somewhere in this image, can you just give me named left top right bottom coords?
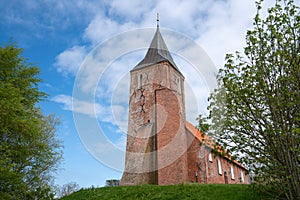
left=121, top=22, right=188, bottom=185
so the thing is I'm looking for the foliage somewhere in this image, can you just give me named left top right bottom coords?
left=0, top=41, right=62, bottom=199
left=196, top=114, right=210, bottom=133
left=60, top=184, right=268, bottom=200
left=105, top=179, right=120, bottom=187
left=202, top=0, right=300, bottom=199
left=56, top=182, right=80, bottom=198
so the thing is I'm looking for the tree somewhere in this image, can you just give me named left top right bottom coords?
left=0, top=41, right=62, bottom=199
left=56, top=182, right=80, bottom=198
left=202, top=0, right=300, bottom=199
left=105, top=179, right=120, bottom=187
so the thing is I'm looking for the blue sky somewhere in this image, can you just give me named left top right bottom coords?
left=0, top=0, right=285, bottom=188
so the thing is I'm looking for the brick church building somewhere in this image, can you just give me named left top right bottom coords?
left=120, top=23, right=248, bottom=185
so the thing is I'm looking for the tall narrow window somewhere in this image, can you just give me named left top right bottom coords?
left=178, top=79, right=181, bottom=94
left=240, top=171, right=244, bottom=183
left=217, top=158, right=222, bottom=175
left=230, top=165, right=235, bottom=180
left=139, top=74, right=143, bottom=88
left=208, top=153, right=213, bottom=162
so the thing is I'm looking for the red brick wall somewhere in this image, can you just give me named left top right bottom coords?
left=121, top=61, right=187, bottom=185
left=187, top=131, right=207, bottom=183
left=156, top=88, right=188, bottom=185
left=206, top=153, right=248, bottom=184
left=186, top=130, right=249, bottom=184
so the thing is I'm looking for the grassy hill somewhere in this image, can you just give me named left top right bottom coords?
left=60, top=184, right=269, bottom=200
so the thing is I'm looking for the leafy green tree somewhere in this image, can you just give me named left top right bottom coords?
left=0, top=42, right=62, bottom=199
left=202, top=0, right=299, bottom=199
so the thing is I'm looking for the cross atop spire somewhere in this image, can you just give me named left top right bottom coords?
left=157, top=13, right=159, bottom=28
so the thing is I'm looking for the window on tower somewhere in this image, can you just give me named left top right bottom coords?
left=139, top=74, right=143, bottom=88
left=173, top=74, right=178, bottom=85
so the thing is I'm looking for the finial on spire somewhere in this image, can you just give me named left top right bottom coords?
left=157, top=13, right=160, bottom=28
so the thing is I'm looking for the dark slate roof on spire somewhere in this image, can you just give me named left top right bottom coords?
left=132, top=27, right=182, bottom=75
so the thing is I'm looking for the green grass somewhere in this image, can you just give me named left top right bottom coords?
left=60, top=184, right=269, bottom=200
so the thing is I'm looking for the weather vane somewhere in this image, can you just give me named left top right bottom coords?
left=157, top=13, right=160, bottom=27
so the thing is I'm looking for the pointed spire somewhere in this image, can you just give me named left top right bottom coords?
left=132, top=16, right=182, bottom=75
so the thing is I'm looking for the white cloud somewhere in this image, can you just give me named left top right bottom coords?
left=52, top=94, right=109, bottom=120
left=111, top=104, right=129, bottom=134
left=54, top=46, right=87, bottom=76
left=52, top=93, right=129, bottom=131
left=54, top=0, right=262, bottom=77
left=108, top=0, right=156, bottom=22
left=154, top=0, right=206, bottom=33
left=53, top=0, right=283, bottom=133
left=83, top=15, right=135, bottom=45
left=51, top=94, right=73, bottom=110
left=196, top=0, right=256, bottom=68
